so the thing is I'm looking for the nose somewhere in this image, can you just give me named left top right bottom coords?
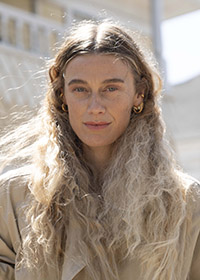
left=87, top=94, right=106, bottom=115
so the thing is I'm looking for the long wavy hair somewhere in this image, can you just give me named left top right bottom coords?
left=0, top=20, right=189, bottom=280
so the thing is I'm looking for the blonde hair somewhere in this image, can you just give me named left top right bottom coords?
left=0, top=20, right=189, bottom=280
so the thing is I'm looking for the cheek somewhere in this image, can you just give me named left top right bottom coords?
left=114, top=104, right=132, bottom=134
left=65, top=94, right=79, bottom=114
left=121, top=110, right=132, bottom=128
left=117, top=102, right=132, bottom=120
left=67, top=100, right=86, bottom=133
left=68, top=105, right=80, bottom=126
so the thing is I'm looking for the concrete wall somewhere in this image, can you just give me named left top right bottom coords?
left=162, top=75, right=200, bottom=179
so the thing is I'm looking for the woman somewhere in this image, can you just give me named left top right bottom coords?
left=0, top=20, right=199, bottom=280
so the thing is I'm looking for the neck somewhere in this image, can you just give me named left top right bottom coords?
left=83, top=145, right=112, bottom=172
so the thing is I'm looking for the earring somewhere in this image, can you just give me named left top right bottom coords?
left=133, top=102, right=144, bottom=114
left=62, top=103, right=68, bottom=112
left=60, top=92, right=64, bottom=98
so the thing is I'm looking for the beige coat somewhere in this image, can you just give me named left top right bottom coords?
left=0, top=167, right=200, bottom=280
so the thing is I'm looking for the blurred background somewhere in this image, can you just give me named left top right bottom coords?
left=0, top=0, right=199, bottom=179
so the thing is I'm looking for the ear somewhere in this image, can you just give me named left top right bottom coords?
left=133, top=89, right=145, bottom=107
left=60, top=88, right=68, bottom=105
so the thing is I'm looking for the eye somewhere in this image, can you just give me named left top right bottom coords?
left=104, top=86, right=118, bottom=92
left=72, top=87, right=88, bottom=93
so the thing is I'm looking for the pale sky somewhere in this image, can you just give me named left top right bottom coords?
left=161, top=9, right=200, bottom=86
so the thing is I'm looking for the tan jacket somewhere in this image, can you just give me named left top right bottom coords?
left=0, top=167, right=200, bottom=280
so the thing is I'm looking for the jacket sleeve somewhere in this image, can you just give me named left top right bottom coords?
left=188, top=180, right=200, bottom=280
left=189, top=232, right=200, bottom=280
left=0, top=171, right=27, bottom=280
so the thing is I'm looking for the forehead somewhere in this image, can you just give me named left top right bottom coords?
left=64, top=54, right=133, bottom=81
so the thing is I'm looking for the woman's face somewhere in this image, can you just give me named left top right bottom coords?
left=63, top=54, right=142, bottom=149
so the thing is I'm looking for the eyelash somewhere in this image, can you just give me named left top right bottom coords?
left=104, top=86, right=118, bottom=92
left=71, top=86, right=119, bottom=94
left=72, top=87, right=88, bottom=93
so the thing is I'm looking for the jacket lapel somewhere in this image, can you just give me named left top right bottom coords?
left=61, top=216, right=86, bottom=280
left=61, top=255, right=86, bottom=280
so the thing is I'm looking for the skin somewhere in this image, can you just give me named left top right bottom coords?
left=63, top=54, right=143, bottom=170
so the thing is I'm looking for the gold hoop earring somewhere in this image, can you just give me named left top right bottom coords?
left=133, top=102, right=144, bottom=114
left=60, top=92, right=64, bottom=98
left=62, top=103, right=68, bottom=112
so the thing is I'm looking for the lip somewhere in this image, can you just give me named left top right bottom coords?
left=83, top=121, right=111, bottom=130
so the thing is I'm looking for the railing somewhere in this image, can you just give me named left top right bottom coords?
left=0, top=3, right=66, bottom=57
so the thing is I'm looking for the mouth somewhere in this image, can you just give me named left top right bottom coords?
left=83, top=122, right=111, bottom=130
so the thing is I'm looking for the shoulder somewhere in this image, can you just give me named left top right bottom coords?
left=0, top=166, right=32, bottom=260
left=0, top=165, right=31, bottom=209
left=181, top=173, right=200, bottom=227
left=183, top=174, right=200, bottom=203
left=175, top=170, right=200, bottom=198
left=0, top=165, right=31, bottom=185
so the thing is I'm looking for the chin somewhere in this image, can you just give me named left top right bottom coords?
left=83, top=142, right=112, bottom=148
left=81, top=138, right=115, bottom=149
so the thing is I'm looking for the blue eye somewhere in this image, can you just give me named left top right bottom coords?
left=73, top=87, right=87, bottom=92
left=106, top=87, right=118, bottom=92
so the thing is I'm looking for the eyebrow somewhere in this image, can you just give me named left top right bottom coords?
left=68, top=79, right=88, bottom=86
left=102, top=78, right=124, bottom=84
left=68, top=78, right=124, bottom=86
